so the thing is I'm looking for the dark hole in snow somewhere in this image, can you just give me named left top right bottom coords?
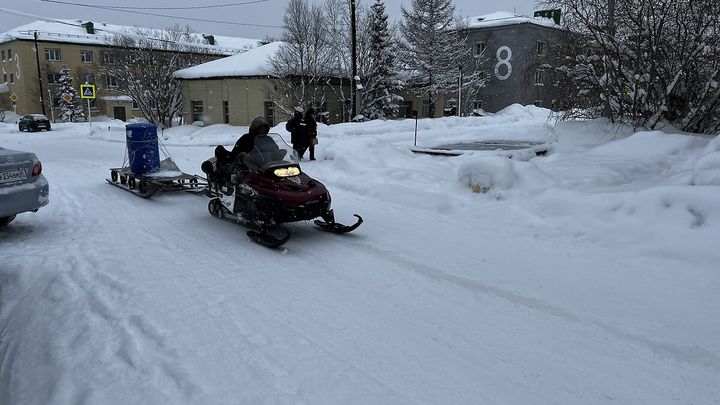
left=434, top=140, right=545, bottom=151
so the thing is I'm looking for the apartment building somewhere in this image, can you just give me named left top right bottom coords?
left=0, top=19, right=259, bottom=121
left=396, top=11, right=565, bottom=118
left=459, top=11, right=565, bottom=113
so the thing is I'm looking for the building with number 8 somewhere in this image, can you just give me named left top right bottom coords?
left=397, top=11, right=565, bottom=118
left=461, top=11, right=565, bottom=113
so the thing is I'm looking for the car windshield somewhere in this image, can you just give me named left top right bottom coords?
left=244, top=133, right=299, bottom=171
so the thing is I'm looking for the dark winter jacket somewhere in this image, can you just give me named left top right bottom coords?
left=215, top=116, right=270, bottom=164
left=286, top=112, right=303, bottom=145
left=298, top=112, right=317, bottom=143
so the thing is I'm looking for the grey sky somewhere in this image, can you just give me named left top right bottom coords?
left=1, top=0, right=541, bottom=40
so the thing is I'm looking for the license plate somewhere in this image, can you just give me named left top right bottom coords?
left=0, top=168, right=28, bottom=184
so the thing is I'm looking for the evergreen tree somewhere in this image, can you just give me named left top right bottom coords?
left=400, top=0, right=468, bottom=117
left=361, top=0, right=403, bottom=119
left=57, top=66, right=84, bottom=122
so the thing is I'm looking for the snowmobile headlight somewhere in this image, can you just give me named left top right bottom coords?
left=274, top=167, right=300, bottom=177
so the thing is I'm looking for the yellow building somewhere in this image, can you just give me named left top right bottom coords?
left=0, top=19, right=259, bottom=121
left=174, top=42, right=350, bottom=126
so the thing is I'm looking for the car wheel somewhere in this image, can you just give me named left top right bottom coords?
left=0, top=215, right=16, bottom=226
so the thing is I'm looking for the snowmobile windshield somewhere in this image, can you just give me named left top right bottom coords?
left=244, top=133, right=299, bottom=172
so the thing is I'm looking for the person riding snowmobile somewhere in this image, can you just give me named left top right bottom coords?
left=215, top=116, right=271, bottom=165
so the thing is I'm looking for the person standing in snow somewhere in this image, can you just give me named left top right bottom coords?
left=301, top=108, right=318, bottom=161
left=286, top=110, right=304, bottom=158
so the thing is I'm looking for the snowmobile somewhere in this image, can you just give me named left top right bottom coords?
left=201, top=133, right=362, bottom=247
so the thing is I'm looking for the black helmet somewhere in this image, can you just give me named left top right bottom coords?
left=250, top=116, right=270, bottom=135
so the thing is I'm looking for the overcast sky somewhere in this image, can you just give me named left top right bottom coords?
left=1, top=0, right=541, bottom=40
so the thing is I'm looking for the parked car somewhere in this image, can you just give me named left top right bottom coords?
left=0, top=147, right=49, bottom=226
left=18, top=114, right=52, bottom=132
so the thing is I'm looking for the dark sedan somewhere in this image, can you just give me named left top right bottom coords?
left=18, top=114, right=52, bottom=132
left=0, top=147, right=49, bottom=225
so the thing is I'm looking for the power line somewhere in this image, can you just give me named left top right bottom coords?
left=35, top=0, right=283, bottom=29
left=39, top=0, right=270, bottom=10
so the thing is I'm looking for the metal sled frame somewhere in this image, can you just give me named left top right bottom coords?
left=106, top=136, right=207, bottom=198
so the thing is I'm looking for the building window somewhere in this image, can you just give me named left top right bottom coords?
left=47, top=72, right=63, bottom=84
left=132, top=100, right=139, bottom=110
left=533, top=100, right=543, bottom=107
left=102, top=51, right=114, bottom=65
left=3, top=74, right=6, bottom=83
left=223, top=101, right=229, bottom=124
left=7, top=49, right=11, bottom=59
left=44, top=48, right=62, bottom=61
left=1, top=50, right=4, bottom=61
left=82, top=73, right=95, bottom=84
left=537, top=41, right=547, bottom=56
left=398, top=101, right=413, bottom=118
left=81, top=50, right=93, bottom=63
left=472, top=100, right=483, bottom=110
left=9, top=73, right=13, bottom=84
left=474, top=41, right=486, bottom=56
left=422, top=99, right=435, bottom=118
left=264, top=102, right=275, bottom=126
left=191, top=100, right=203, bottom=122
left=103, top=74, right=118, bottom=88
left=534, top=69, right=545, bottom=86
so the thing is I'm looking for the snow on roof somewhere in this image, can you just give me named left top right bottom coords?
left=100, top=95, right=133, bottom=102
left=0, top=82, right=8, bottom=94
left=173, top=41, right=284, bottom=79
left=462, top=11, right=559, bottom=29
left=0, top=20, right=260, bottom=55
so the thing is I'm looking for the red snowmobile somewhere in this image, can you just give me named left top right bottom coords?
left=201, top=133, right=362, bottom=247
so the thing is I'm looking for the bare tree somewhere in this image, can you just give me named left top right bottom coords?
left=542, top=0, right=720, bottom=133
left=102, top=24, right=215, bottom=128
left=269, top=0, right=335, bottom=115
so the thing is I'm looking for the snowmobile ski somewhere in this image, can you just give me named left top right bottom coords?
left=247, top=226, right=292, bottom=248
left=314, top=214, right=363, bottom=234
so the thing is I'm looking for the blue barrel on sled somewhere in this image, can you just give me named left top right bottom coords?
left=125, top=123, right=160, bottom=174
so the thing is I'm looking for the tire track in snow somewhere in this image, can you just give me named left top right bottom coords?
left=342, top=238, right=720, bottom=373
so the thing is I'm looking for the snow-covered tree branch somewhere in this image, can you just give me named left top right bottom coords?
left=103, top=25, right=215, bottom=128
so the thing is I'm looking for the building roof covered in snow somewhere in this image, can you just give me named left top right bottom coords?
left=173, top=41, right=284, bottom=79
left=461, top=11, right=560, bottom=30
left=0, top=19, right=260, bottom=55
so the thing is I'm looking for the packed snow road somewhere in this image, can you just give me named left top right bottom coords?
left=1, top=110, right=719, bottom=404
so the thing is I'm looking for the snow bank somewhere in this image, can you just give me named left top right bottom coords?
left=457, top=155, right=515, bottom=192
left=692, top=135, right=720, bottom=185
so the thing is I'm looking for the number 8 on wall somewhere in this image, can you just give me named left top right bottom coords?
left=494, top=46, right=512, bottom=81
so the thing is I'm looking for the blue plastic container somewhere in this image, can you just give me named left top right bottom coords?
left=125, top=123, right=160, bottom=174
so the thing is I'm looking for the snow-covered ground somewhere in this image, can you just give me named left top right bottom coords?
left=1, top=106, right=719, bottom=404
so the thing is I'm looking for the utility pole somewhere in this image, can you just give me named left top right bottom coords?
left=458, top=66, right=463, bottom=116
left=350, top=0, right=358, bottom=119
left=33, top=31, right=46, bottom=115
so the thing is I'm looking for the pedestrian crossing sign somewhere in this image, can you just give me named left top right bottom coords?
left=80, top=84, right=96, bottom=99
